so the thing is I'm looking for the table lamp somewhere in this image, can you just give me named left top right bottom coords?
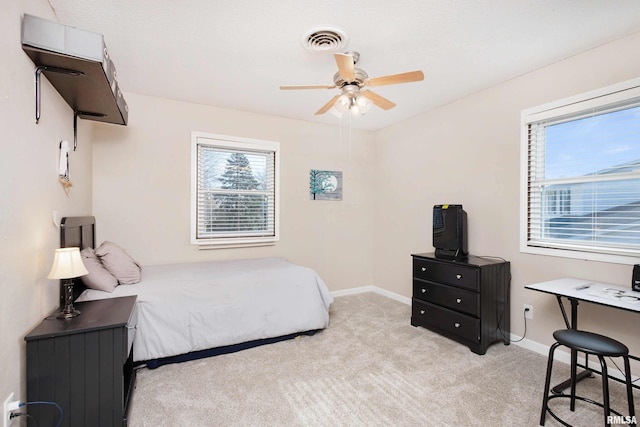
left=47, top=247, right=88, bottom=319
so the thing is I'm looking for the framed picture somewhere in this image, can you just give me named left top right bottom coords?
left=310, top=170, right=342, bottom=201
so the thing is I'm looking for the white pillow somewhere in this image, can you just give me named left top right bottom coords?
left=79, top=247, right=119, bottom=292
left=95, top=241, right=141, bottom=285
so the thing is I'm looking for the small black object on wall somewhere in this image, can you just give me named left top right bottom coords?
left=633, top=264, right=640, bottom=292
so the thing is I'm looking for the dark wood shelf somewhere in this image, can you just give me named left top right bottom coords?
left=21, top=14, right=128, bottom=126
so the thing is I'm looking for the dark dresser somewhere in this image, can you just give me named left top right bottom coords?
left=411, top=253, right=510, bottom=355
left=25, top=296, right=138, bottom=427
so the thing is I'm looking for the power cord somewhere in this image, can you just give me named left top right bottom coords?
left=497, top=305, right=528, bottom=343
left=477, top=255, right=508, bottom=264
left=9, top=412, right=38, bottom=426
left=9, top=401, right=63, bottom=427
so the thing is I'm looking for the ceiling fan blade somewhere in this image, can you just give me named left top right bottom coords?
left=280, top=84, right=336, bottom=90
left=315, top=95, right=341, bottom=115
left=334, top=53, right=355, bottom=82
left=365, top=70, right=424, bottom=87
left=361, top=90, right=396, bottom=110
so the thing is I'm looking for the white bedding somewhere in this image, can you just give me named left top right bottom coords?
left=76, top=257, right=333, bottom=362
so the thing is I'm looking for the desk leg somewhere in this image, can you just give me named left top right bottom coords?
left=557, top=295, right=571, bottom=329
left=569, top=298, right=578, bottom=329
left=556, top=296, right=579, bottom=329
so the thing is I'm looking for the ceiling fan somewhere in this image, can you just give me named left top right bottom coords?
left=280, top=51, right=424, bottom=115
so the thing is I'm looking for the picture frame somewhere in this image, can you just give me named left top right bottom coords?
left=310, top=169, right=342, bottom=201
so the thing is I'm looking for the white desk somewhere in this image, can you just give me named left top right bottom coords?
left=526, top=278, right=640, bottom=322
left=526, top=277, right=640, bottom=392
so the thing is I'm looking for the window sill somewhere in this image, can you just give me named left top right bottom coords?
left=520, top=244, right=640, bottom=265
left=193, top=237, right=278, bottom=250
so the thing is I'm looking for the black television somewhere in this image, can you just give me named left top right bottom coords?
left=433, top=204, right=468, bottom=259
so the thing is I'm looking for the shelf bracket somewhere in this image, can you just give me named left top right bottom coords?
left=73, top=111, right=105, bottom=151
left=34, top=66, right=105, bottom=151
left=35, top=65, right=84, bottom=124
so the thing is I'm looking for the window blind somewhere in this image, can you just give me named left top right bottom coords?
left=525, top=97, right=640, bottom=257
left=191, top=132, right=279, bottom=246
left=197, top=145, right=275, bottom=239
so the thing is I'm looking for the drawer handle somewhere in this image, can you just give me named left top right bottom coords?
left=421, top=288, right=427, bottom=293
left=456, top=298, right=462, bottom=304
left=454, top=322, right=461, bottom=328
left=420, top=309, right=425, bottom=315
left=421, top=267, right=427, bottom=272
left=456, top=274, right=462, bottom=280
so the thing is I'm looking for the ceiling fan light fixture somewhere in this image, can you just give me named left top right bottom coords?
left=335, top=94, right=350, bottom=112
left=330, top=94, right=350, bottom=117
left=355, top=94, right=372, bottom=115
left=331, top=92, right=372, bottom=117
left=281, top=50, right=422, bottom=116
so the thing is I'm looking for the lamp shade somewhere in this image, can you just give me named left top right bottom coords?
left=354, top=94, right=372, bottom=115
left=330, top=92, right=372, bottom=117
left=47, top=247, right=89, bottom=279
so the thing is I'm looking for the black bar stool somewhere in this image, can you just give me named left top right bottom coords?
left=540, top=329, right=635, bottom=426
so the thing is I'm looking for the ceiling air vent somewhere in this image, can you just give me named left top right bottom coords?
left=301, top=26, right=349, bottom=53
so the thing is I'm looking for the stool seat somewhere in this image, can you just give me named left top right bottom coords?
left=540, top=329, right=635, bottom=426
left=553, top=329, right=629, bottom=356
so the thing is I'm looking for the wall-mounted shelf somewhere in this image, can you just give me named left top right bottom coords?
left=21, top=14, right=128, bottom=134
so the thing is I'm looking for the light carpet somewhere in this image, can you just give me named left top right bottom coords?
left=128, top=292, right=637, bottom=426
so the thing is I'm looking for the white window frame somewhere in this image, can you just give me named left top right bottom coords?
left=520, top=77, right=640, bottom=265
left=191, top=131, right=280, bottom=248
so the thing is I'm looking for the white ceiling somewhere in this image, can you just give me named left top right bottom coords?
left=48, top=0, right=640, bottom=131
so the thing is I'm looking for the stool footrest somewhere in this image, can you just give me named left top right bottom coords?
left=545, top=394, right=625, bottom=427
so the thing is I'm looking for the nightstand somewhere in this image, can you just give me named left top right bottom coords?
left=25, top=296, right=138, bottom=427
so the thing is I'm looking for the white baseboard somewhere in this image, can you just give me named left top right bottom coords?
left=510, top=335, right=550, bottom=356
left=331, top=285, right=411, bottom=305
left=334, top=286, right=636, bottom=382
left=331, top=285, right=377, bottom=298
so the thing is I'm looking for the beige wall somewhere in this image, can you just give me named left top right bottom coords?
left=3, top=0, right=640, bottom=406
left=373, top=31, right=640, bottom=360
left=90, top=93, right=375, bottom=292
left=0, top=0, right=93, bottom=404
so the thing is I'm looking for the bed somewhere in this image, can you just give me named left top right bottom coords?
left=59, top=216, right=333, bottom=368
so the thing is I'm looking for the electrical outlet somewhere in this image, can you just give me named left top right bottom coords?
left=4, top=392, right=14, bottom=427
left=523, top=304, right=533, bottom=320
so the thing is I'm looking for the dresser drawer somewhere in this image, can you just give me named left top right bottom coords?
left=411, top=299, right=480, bottom=343
left=413, top=280, right=479, bottom=316
left=413, top=258, right=478, bottom=291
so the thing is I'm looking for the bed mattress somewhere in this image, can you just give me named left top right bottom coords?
left=76, top=257, right=333, bottom=362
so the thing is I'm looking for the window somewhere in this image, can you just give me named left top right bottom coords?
left=521, top=78, right=640, bottom=263
left=191, top=132, right=279, bottom=247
